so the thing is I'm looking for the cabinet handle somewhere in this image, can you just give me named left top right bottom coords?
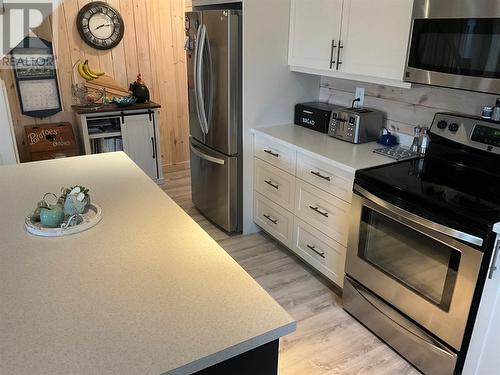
left=489, top=239, right=500, bottom=279
left=263, top=214, right=278, bottom=225
left=309, top=205, right=329, bottom=218
left=329, top=39, right=337, bottom=69
left=264, top=149, right=279, bottom=158
left=307, top=244, right=325, bottom=258
left=264, top=179, right=279, bottom=190
left=310, top=170, right=331, bottom=182
left=336, top=41, right=343, bottom=70
left=151, top=137, right=156, bottom=159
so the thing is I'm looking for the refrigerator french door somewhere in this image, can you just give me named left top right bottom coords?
left=186, top=8, right=242, bottom=232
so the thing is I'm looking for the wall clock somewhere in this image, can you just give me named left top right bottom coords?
left=76, top=2, right=124, bottom=50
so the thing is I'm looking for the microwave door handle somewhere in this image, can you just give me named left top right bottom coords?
left=196, top=24, right=209, bottom=135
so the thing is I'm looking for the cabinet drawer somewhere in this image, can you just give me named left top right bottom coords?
left=254, top=158, right=295, bottom=211
left=254, top=192, right=293, bottom=247
left=295, top=179, right=351, bottom=246
left=255, top=135, right=296, bottom=174
left=296, top=152, right=353, bottom=202
left=292, top=217, right=346, bottom=287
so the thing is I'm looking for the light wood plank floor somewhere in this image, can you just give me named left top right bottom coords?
left=161, top=169, right=419, bottom=375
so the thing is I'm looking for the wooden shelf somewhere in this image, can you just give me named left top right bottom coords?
left=89, top=131, right=122, bottom=140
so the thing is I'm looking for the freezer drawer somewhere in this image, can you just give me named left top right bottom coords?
left=190, top=138, right=240, bottom=232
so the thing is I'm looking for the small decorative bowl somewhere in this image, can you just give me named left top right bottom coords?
left=113, top=96, right=137, bottom=107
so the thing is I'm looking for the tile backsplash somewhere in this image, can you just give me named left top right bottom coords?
left=319, top=77, right=499, bottom=141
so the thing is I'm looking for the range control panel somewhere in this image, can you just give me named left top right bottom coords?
left=431, top=113, right=500, bottom=154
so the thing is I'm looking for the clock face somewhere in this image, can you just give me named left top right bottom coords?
left=77, top=2, right=124, bottom=50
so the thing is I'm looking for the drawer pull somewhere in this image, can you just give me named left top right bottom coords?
left=310, top=170, right=331, bottom=181
left=307, top=244, right=325, bottom=258
left=263, top=214, right=278, bottom=225
left=264, top=149, right=279, bottom=158
left=264, top=179, right=279, bottom=190
left=309, top=205, right=329, bottom=218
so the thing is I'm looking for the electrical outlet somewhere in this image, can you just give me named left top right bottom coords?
left=355, top=87, right=365, bottom=107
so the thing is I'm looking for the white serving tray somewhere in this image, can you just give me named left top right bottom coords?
left=25, top=203, right=102, bottom=237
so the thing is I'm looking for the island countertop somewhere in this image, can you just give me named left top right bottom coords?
left=0, top=152, right=295, bottom=375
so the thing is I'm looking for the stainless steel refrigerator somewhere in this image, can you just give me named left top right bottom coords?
left=185, top=8, right=242, bottom=233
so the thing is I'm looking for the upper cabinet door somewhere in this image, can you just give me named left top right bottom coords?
left=288, top=0, right=344, bottom=71
left=339, top=0, right=413, bottom=80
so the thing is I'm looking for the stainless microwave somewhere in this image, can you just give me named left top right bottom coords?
left=404, top=0, right=500, bottom=94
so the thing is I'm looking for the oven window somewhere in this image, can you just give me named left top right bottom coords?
left=359, top=207, right=460, bottom=311
left=408, top=18, right=500, bottom=79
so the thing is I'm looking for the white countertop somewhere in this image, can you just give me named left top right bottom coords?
left=0, top=152, right=295, bottom=375
left=252, top=124, right=397, bottom=176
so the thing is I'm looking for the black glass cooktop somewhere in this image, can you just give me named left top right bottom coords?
left=355, top=155, right=500, bottom=239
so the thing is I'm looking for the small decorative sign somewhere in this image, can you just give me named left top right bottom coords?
left=24, top=123, right=77, bottom=161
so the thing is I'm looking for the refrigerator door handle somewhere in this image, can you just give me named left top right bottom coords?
left=196, top=24, right=209, bottom=135
left=190, top=142, right=225, bottom=165
left=193, top=22, right=204, bottom=135
left=205, top=27, right=214, bottom=134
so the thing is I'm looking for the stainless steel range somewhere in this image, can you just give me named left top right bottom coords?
left=344, top=113, right=500, bottom=374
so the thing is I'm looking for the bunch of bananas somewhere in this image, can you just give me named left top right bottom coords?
left=77, top=60, right=105, bottom=81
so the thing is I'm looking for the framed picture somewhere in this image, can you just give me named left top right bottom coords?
left=11, top=37, right=62, bottom=118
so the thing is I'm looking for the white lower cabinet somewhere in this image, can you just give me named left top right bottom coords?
left=254, top=158, right=295, bottom=211
left=295, top=179, right=351, bottom=247
left=253, top=135, right=353, bottom=288
left=296, top=152, right=353, bottom=203
left=292, top=217, right=347, bottom=287
left=254, top=135, right=296, bottom=175
left=121, top=114, right=158, bottom=180
left=254, top=191, right=294, bottom=247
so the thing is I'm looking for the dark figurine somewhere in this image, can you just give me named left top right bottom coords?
left=130, top=74, right=150, bottom=103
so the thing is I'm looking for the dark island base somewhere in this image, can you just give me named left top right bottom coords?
left=194, top=340, right=279, bottom=375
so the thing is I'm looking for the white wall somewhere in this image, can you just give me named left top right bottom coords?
left=0, top=79, right=19, bottom=165
left=242, top=0, right=319, bottom=234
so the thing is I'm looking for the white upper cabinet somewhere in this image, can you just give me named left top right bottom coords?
left=288, top=0, right=414, bottom=87
left=339, top=0, right=413, bottom=80
left=288, top=0, right=343, bottom=71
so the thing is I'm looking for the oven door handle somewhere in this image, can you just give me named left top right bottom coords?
left=354, top=184, right=484, bottom=247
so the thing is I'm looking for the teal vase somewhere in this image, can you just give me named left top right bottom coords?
left=40, top=204, right=65, bottom=228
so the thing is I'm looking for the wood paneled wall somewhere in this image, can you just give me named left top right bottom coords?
left=319, top=77, right=499, bottom=136
left=0, top=0, right=189, bottom=171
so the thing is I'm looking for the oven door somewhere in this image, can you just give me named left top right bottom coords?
left=346, top=185, right=484, bottom=351
left=404, top=1, right=500, bottom=93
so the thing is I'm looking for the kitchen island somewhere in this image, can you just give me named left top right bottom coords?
left=0, top=152, right=295, bottom=375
